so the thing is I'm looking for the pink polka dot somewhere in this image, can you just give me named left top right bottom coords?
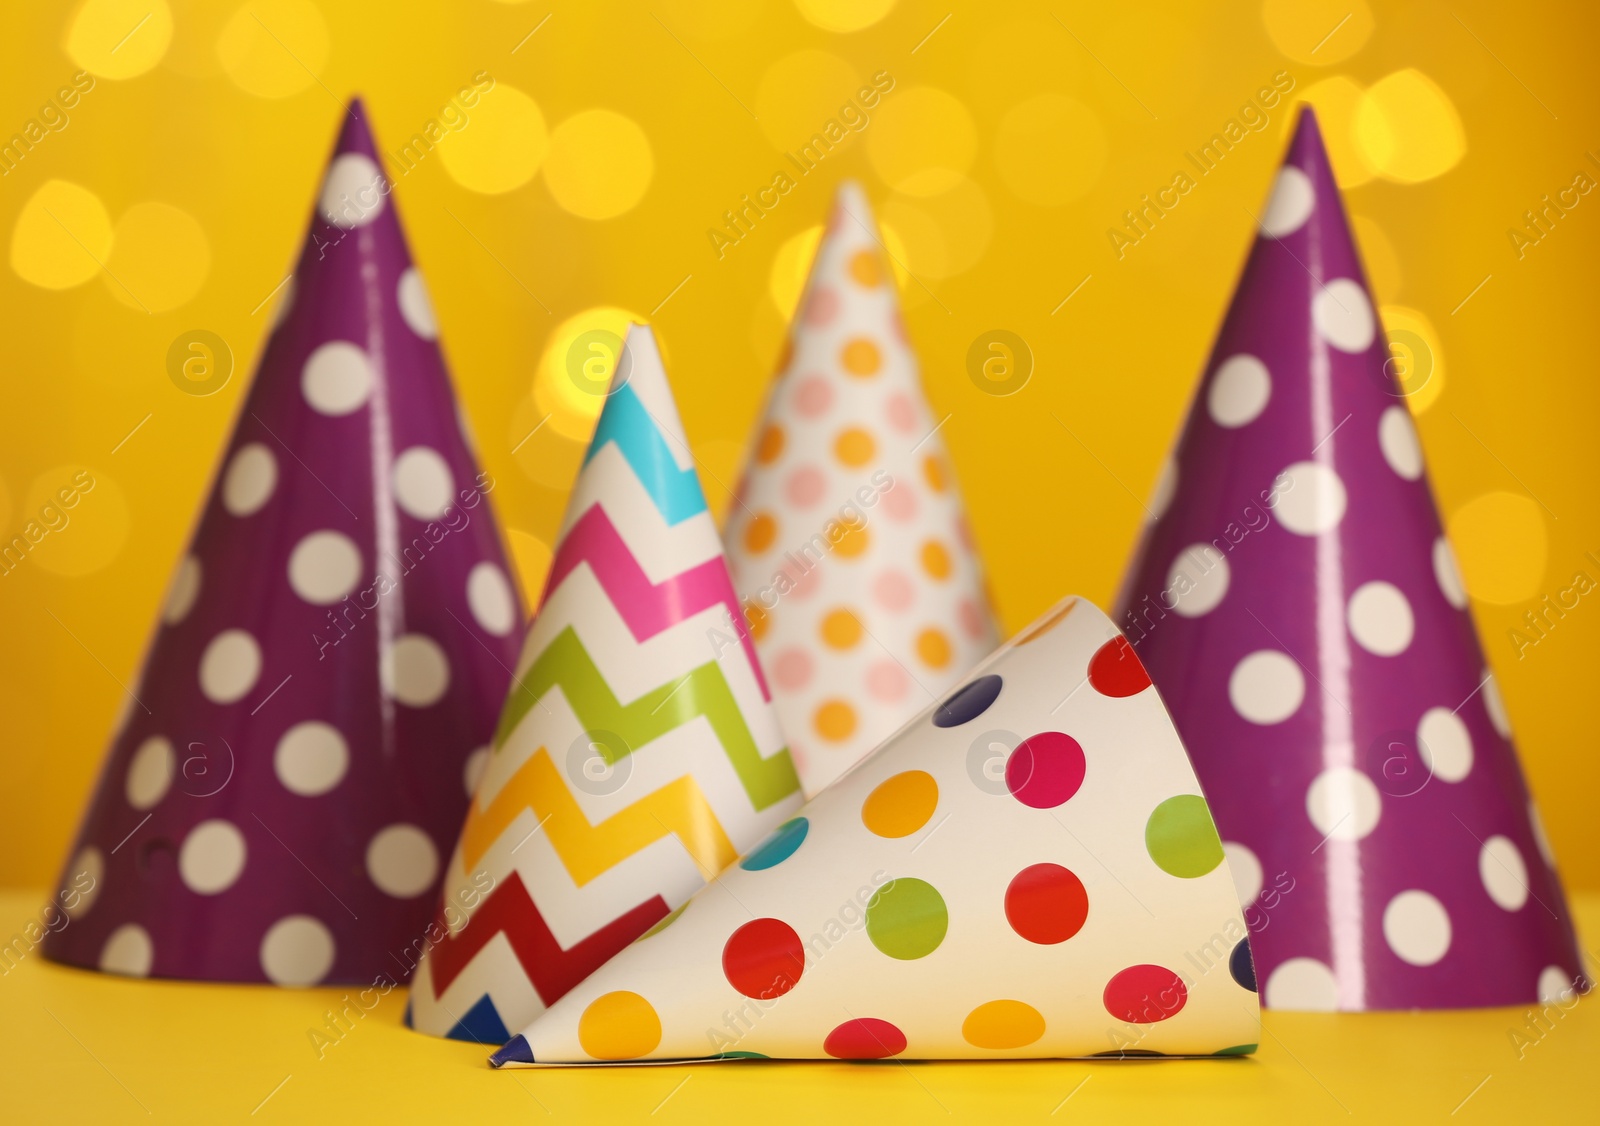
left=804, top=287, right=840, bottom=327
left=881, top=484, right=917, bottom=523
left=959, top=598, right=985, bottom=639
left=1006, top=732, right=1087, bottom=809
left=873, top=570, right=914, bottom=613
left=866, top=660, right=909, bottom=702
left=955, top=517, right=975, bottom=551
left=785, top=465, right=827, bottom=508
left=884, top=392, right=917, bottom=435
left=789, top=562, right=822, bottom=600
left=792, top=376, right=834, bottom=419
left=772, top=648, right=814, bottom=690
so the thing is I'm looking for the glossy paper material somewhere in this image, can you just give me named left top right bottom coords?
left=1115, top=108, right=1585, bottom=1011
left=407, top=326, right=802, bottom=1043
left=725, top=183, right=998, bottom=798
left=490, top=597, right=1259, bottom=1065
left=43, top=102, right=524, bottom=985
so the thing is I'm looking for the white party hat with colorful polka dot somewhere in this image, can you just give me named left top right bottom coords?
left=488, top=597, right=1261, bottom=1065
left=42, top=100, right=526, bottom=985
left=1115, top=107, right=1586, bottom=1011
left=406, top=324, right=804, bottom=1043
left=725, top=182, right=999, bottom=799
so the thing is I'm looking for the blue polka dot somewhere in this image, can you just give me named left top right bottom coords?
left=741, top=817, right=809, bottom=870
left=1230, top=938, right=1257, bottom=992
left=932, top=675, right=1003, bottom=728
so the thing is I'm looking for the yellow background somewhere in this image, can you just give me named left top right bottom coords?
left=1, top=0, right=1597, bottom=904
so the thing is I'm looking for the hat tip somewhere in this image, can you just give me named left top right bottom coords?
left=488, top=1035, right=534, bottom=1068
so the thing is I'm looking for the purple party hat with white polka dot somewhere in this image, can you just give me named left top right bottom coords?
left=42, top=100, right=525, bottom=986
left=1114, top=107, right=1585, bottom=1012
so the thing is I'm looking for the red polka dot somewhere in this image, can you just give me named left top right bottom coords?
left=722, top=918, right=805, bottom=999
left=824, top=1017, right=907, bottom=1059
left=1005, top=732, right=1087, bottom=809
left=1005, top=863, right=1089, bottom=944
left=1103, top=964, right=1188, bottom=1024
left=1088, top=636, right=1151, bottom=698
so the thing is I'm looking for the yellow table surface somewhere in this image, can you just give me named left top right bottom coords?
left=2, top=889, right=1594, bottom=1124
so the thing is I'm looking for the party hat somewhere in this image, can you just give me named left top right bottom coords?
left=406, top=325, right=803, bottom=1042
left=724, top=182, right=998, bottom=798
left=1114, top=108, right=1585, bottom=1011
left=43, top=101, right=525, bottom=984
left=489, top=597, right=1260, bottom=1065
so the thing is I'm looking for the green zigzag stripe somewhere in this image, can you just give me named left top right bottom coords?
left=492, top=626, right=799, bottom=811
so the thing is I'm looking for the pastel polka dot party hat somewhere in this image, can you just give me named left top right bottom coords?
left=724, top=182, right=998, bottom=799
left=1114, top=107, right=1585, bottom=1011
left=42, top=100, right=525, bottom=985
left=487, top=597, right=1260, bottom=1065
left=406, top=325, right=803, bottom=1043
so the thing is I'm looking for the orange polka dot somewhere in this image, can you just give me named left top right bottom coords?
left=833, top=427, right=876, bottom=468
left=820, top=608, right=863, bottom=649
left=923, top=454, right=947, bottom=493
left=756, top=424, right=785, bottom=465
left=861, top=770, right=939, bottom=838
left=849, top=249, right=884, bottom=288
left=840, top=337, right=882, bottom=377
left=744, top=601, right=770, bottom=641
left=961, top=1000, right=1045, bottom=1050
left=744, top=513, right=777, bottom=554
left=920, top=540, right=952, bottom=580
left=578, top=991, right=662, bottom=1060
left=916, top=627, right=952, bottom=669
left=814, top=699, right=857, bottom=741
left=830, top=521, right=870, bottom=559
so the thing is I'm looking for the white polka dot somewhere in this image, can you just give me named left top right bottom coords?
left=260, top=915, right=336, bottom=986
left=1539, top=965, right=1577, bottom=1005
left=393, top=447, right=454, bottom=520
left=319, top=153, right=387, bottom=229
left=125, top=736, right=175, bottom=810
left=1264, top=957, right=1339, bottom=1010
left=1272, top=461, right=1347, bottom=536
left=1346, top=581, right=1414, bottom=656
left=366, top=824, right=440, bottom=898
left=64, top=847, right=104, bottom=918
left=1207, top=354, right=1272, bottom=428
left=1223, top=841, right=1263, bottom=909
left=463, top=746, right=490, bottom=798
left=1167, top=544, right=1230, bottom=618
left=270, top=275, right=295, bottom=331
left=382, top=634, right=450, bottom=706
left=1383, top=889, right=1451, bottom=966
left=99, top=924, right=153, bottom=977
left=287, top=530, right=363, bottom=605
left=163, top=556, right=202, bottom=625
left=178, top=819, right=247, bottom=895
left=1378, top=406, right=1423, bottom=480
left=302, top=341, right=375, bottom=416
left=467, top=561, right=516, bottom=636
left=1479, top=835, right=1529, bottom=911
left=1147, top=457, right=1177, bottom=522
left=198, top=629, right=262, bottom=704
left=1228, top=650, right=1305, bottom=725
left=397, top=267, right=438, bottom=339
left=1482, top=670, right=1512, bottom=738
left=1312, top=278, right=1376, bottom=353
left=1259, top=166, right=1316, bottom=238
left=222, top=443, right=277, bottom=517
left=274, top=722, right=350, bottom=797
left=1306, top=766, right=1382, bottom=841
left=1433, top=537, right=1467, bottom=609
left=1529, top=800, right=1556, bottom=867
left=1417, top=707, right=1473, bottom=783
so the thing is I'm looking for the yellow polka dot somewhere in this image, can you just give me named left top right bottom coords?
left=1355, top=69, right=1466, bottom=184
left=866, top=86, right=977, bottom=197
left=67, top=0, right=173, bottom=80
left=1262, top=0, right=1374, bottom=66
left=744, top=601, right=771, bottom=642
left=833, top=428, right=876, bottom=468
left=916, top=628, right=952, bottom=669
left=769, top=225, right=824, bottom=319
left=814, top=700, right=857, bottom=742
left=506, top=529, right=552, bottom=609
left=820, top=608, right=863, bottom=650
left=1013, top=599, right=1077, bottom=646
left=545, top=109, right=654, bottom=219
left=578, top=991, right=661, bottom=1060
left=744, top=513, right=778, bottom=554
left=438, top=83, right=548, bottom=194
left=795, top=0, right=897, bottom=32
left=1447, top=492, right=1547, bottom=605
left=995, top=95, right=1106, bottom=206
left=756, top=425, right=785, bottom=466
left=962, top=1000, right=1046, bottom=1050
left=11, top=181, right=113, bottom=290
left=923, top=454, right=947, bottom=493
left=216, top=0, right=328, bottom=98
left=861, top=771, right=938, bottom=838
left=840, top=338, right=881, bottom=377
left=103, top=202, right=210, bottom=313
left=849, top=249, right=884, bottom=288
left=24, top=466, right=130, bottom=577
left=830, top=521, right=869, bottom=559
left=533, top=307, right=643, bottom=439
left=921, top=540, right=952, bottom=580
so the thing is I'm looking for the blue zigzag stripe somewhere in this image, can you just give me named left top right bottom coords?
left=584, top=383, right=708, bottom=525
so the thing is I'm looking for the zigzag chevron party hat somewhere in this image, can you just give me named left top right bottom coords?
left=1114, top=108, right=1585, bottom=1011
left=43, top=101, right=525, bottom=984
left=489, top=597, right=1259, bottom=1065
left=407, top=325, right=803, bottom=1042
left=725, top=182, right=998, bottom=799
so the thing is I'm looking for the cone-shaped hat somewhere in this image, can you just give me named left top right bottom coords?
left=1114, top=108, right=1585, bottom=1011
left=407, top=325, right=803, bottom=1042
left=725, top=182, right=999, bottom=798
left=43, top=101, right=525, bottom=984
left=488, top=597, right=1259, bottom=1065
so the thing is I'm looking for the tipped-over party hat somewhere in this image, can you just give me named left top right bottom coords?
left=489, top=597, right=1259, bottom=1065
left=725, top=182, right=998, bottom=798
left=1114, top=107, right=1585, bottom=1011
left=407, top=325, right=803, bottom=1042
left=44, top=100, right=525, bottom=984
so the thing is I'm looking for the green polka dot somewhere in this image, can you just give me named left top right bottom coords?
left=865, top=877, right=948, bottom=959
left=1144, top=794, right=1225, bottom=878
left=715, top=1051, right=769, bottom=1059
left=1214, top=1043, right=1257, bottom=1056
left=636, top=903, right=687, bottom=941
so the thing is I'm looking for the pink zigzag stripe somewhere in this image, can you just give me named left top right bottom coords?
left=541, top=505, right=771, bottom=701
